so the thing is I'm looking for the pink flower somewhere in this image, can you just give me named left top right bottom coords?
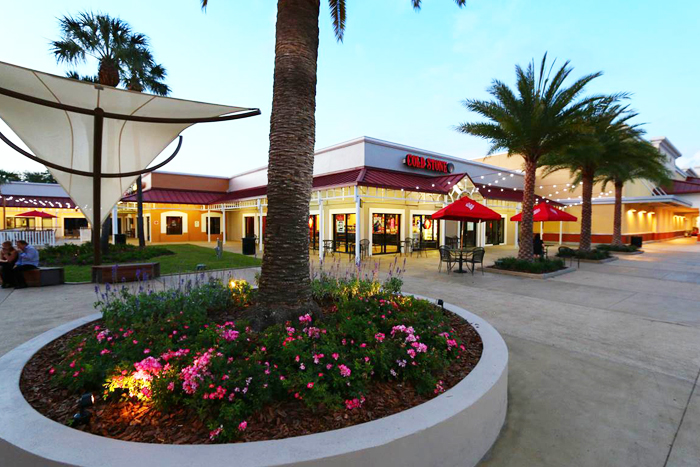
left=360, top=343, right=367, bottom=348
left=100, top=349, right=111, bottom=355
left=332, top=353, right=339, bottom=360
left=48, top=368, right=55, bottom=375
left=338, top=364, right=351, bottom=378
left=407, top=349, right=417, bottom=359
left=344, top=396, right=366, bottom=410
left=299, top=314, right=312, bottom=324
left=132, top=340, right=138, bottom=345
left=69, top=360, right=76, bottom=368
left=209, top=426, right=223, bottom=440
left=374, top=333, right=385, bottom=342
left=143, top=348, right=151, bottom=354
left=167, top=382, right=175, bottom=391
left=238, top=421, right=247, bottom=431
left=307, top=382, right=314, bottom=389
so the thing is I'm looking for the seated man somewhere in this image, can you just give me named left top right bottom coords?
left=533, top=234, right=544, bottom=258
left=13, top=240, right=40, bottom=289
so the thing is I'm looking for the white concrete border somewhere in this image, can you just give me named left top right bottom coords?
left=0, top=299, right=507, bottom=467
left=485, top=266, right=576, bottom=279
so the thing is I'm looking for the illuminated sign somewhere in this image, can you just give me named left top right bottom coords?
left=403, top=154, right=454, bottom=174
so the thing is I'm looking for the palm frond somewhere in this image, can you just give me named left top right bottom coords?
left=328, top=0, right=347, bottom=42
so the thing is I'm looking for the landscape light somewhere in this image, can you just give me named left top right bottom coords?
left=73, top=393, right=95, bottom=426
left=510, top=174, right=514, bottom=177
left=437, top=299, right=444, bottom=310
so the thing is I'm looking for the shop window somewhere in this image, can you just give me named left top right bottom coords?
left=333, top=214, right=356, bottom=253
left=412, top=215, right=439, bottom=250
left=63, top=218, right=88, bottom=238
left=372, top=213, right=400, bottom=254
left=166, top=216, right=183, bottom=235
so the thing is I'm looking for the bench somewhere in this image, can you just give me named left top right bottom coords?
left=23, top=267, right=65, bottom=287
left=91, top=262, right=161, bottom=284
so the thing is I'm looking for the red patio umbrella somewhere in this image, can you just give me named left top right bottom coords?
left=510, top=202, right=577, bottom=222
left=432, top=196, right=502, bottom=222
left=15, top=210, right=57, bottom=218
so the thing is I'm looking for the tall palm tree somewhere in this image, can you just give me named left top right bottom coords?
left=201, top=0, right=465, bottom=328
left=541, top=97, right=636, bottom=251
left=599, top=139, right=670, bottom=246
left=457, top=54, right=603, bottom=260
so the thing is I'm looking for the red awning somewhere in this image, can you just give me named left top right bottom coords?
left=432, top=196, right=502, bottom=222
left=15, top=210, right=57, bottom=218
left=510, top=202, right=577, bottom=222
left=122, top=189, right=224, bottom=205
left=0, top=195, right=75, bottom=209
left=359, top=168, right=465, bottom=195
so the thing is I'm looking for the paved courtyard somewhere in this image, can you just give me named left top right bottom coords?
left=1, top=239, right=699, bottom=466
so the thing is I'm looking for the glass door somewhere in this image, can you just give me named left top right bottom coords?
left=462, top=222, right=477, bottom=248
left=485, top=218, right=505, bottom=245
left=333, top=214, right=356, bottom=253
left=309, top=215, right=319, bottom=250
left=372, top=213, right=401, bottom=254
left=412, top=215, right=439, bottom=250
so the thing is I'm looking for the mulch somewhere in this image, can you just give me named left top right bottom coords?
left=20, top=308, right=482, bottom=445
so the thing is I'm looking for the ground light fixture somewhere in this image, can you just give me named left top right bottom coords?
left=73, top=393, right=95, bottom=426
left=437, top=299, right=444, bottom=310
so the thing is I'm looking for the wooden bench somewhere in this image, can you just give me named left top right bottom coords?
left=91, top=262, right=161, bottom=284
left=23, top=267, right=65, bottom=287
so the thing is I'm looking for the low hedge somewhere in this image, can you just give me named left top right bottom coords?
left=41, top=242, right=174, bottom=266
left=493, top=256, right=565, bottom=274
left=556, top=248, right=611, bottom=260
left=595, top=244, right=639, bottom=252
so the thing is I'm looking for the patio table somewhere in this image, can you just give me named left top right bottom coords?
left=322, top=239, right=335, bottom=257
left=452, top=247, right=476, bottom=274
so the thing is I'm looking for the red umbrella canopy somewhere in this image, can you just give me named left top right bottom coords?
left=432, top=196, right=502, bottom=222
left=15, top=210, right=57, bottom=219
left=510, top=202, right=577, bottom=222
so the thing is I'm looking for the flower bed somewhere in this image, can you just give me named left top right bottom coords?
left=20, top=271, right=482, bottom=444
left=492, top=256, right=566, bottom=274
left=41, top=242, right=174, bottom=267
left=556, top=247, right=611, bottom=260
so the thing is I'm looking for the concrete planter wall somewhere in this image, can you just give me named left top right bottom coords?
left=0, top=299, right=508, bottom=467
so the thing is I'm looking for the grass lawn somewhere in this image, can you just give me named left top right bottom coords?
left=62, top=244, right=261, bottom=282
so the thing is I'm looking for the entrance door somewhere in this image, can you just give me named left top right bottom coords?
left=244, top=217, right=255, bottom=238
left=485, top=218, right=505, bottom=245
left=372, top=213, right=401, bottom=254
left=412, top=215, right=439, bottom=250
left=462, top=222, right=477, bottom=248
left=309, top=215, right=319, bottom=250
left=333, top=214, right=356, bottom=253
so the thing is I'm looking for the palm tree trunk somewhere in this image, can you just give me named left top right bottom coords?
left=98, top=57, right=120, bottom=87
left=611, top=180, right=623, bottom=246
left=579, top=169, right=595, bottom=251
left=137, top=175, right=145, bottom=249
left=252, top=0, right=321, bottom=328
left=517, top=157, right=536, bottom=260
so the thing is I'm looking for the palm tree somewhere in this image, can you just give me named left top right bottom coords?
left=541, top=97, right=637, bottom=251
left=599, top=139, right=671, bottom=246
left=52, top=11, right=170, bottom=249
left=201, top=0, right=465, bottom=328
left=457, top=54, right=602, bottom=260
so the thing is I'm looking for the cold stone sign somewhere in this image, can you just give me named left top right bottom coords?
left=403, top=154, right=455, bottom=174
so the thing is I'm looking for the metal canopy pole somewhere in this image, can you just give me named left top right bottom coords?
left=92, top=108, right=104, bottom=266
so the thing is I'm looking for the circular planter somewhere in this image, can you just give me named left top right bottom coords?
left=0, top=298, right=508, bottom=467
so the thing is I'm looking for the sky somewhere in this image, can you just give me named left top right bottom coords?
left=2, top=0, right=699, bottom=177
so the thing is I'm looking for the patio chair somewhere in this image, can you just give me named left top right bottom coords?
left=360, top=239, right=369, bottom=259
left=464, top=247, right=485, bottom=275
left=438, top=246, right=455, bottom=274
left=412, top=238, right=425, bottom=257
left=404, top=237, right=413, bottom=257
left=446, top=236, right=459, bottom=249
left=558, top=246, right=579, bottom=268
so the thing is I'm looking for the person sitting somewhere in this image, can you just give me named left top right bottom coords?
left=0, top=241, right=19, bottom=288
left=533, top=234, right=544, bottom=258
left=12, top=240, right=40, bottom=289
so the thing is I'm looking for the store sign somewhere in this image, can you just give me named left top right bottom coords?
left=403, top=154, right=454, bottom=174
left=336, top=219, right=345, bottom=233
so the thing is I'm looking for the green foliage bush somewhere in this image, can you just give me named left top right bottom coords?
left=493, top=256, right=565, bottom=274
left=50, top=272, right=463, bottom=443
left=41, top=242, right=173, bottom=266
left=595, top=244, right=639, bottom=252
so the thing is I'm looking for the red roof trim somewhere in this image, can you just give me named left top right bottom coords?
left=667, top=179, right=700, bottom=194
left=475, top=183, right=563, bottom=207
left=122, top=189, right=223, bottom=205
left=0, top=195, right=76, bottom=209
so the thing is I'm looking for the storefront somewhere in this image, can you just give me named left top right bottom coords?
left=412, top=214, right=439, bottom=250
left=371, top=213, right=401, bottom=254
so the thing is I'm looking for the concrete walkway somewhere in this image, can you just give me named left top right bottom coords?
left=1, top=239, right=699, bottom=466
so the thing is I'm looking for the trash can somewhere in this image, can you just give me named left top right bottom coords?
left=114, top=234, right=127, bottom=245
left=242, top=236, right=256, bottom=255
left=630, top=236, right=643, bottom=248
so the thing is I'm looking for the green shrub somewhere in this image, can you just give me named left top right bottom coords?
left=41, top=242, right=173, bottom=266
left=556, top=248, right=610, bottom=260
left=596, top=244, right=639, bottom=252
left=493, top=256, right=565, bottom=274
left=51, top=273, right=463, bottom=443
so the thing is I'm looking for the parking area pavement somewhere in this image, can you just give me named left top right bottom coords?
left=1, top=239, right=699, bottom=466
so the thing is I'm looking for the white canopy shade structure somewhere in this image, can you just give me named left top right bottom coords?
left=0, top=60, right=259, bottom=266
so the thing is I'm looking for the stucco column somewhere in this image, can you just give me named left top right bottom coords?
left=559, top=221, right=563, bottom=245
left=258, top=200, right=263, bottom=252
left=207, top=207, right=211, bottom=243
left=222, top=209, right=226, bottom=244
left=355, top=186, right=361, bottom=264
left=318, top=196, right=324, bottom=261
left=111, top=206, right=118, bottom=244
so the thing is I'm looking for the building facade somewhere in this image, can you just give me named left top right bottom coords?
left=2, top=136, right=698, bottom=253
